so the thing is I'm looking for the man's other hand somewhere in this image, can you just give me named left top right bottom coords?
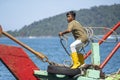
left=59, top=32, right=63, bottom=36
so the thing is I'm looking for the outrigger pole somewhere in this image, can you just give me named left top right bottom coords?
left=0, top=25, right=49, bottom=63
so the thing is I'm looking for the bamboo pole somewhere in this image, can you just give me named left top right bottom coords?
left=0, top=26, right=2, bottom=35
left=0, top=25, right=48, bottom=62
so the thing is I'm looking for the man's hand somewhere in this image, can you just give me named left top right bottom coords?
left=59, top=32, right=63, bottom=36
left=59, top=30, right=71, bottom=36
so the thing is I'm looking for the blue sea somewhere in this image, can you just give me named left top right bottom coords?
left=0, top=37, right=120, bottom=80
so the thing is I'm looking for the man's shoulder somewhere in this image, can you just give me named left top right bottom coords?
left=68, top=20, right=81, bottom=28
left=72, top=20, right=80, bottom=24
left=69, top=20, right=79, bottom=24
left=73, top=20, right=83, bottom=28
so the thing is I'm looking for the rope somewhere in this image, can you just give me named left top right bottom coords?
left=84, top=27, right=119, bottom=43
left=59, top=27, right=93, bottom=55
left=85, top=27, right=94, bottom=39
left=60, top=36, right=70, bottom=56
left=59, top=27, right=119, bottom=60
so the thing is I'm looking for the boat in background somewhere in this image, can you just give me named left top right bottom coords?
left=28, top=36, right=37, bottom=39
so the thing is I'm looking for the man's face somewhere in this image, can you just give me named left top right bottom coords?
left=67, top=14, right=74, bottom=23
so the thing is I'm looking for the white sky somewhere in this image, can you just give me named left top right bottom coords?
left=0, top=0, right=120, bottom=31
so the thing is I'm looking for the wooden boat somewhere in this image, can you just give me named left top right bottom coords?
left=0, top=22, right=120, bottom=80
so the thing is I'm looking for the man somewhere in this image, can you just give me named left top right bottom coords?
left=59, top=11, right=88, bottom=69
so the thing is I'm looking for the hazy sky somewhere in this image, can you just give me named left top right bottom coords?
left=0, top=0, right=120, bottom=31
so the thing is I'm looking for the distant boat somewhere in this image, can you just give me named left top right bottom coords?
left=108, top=36, right=114, bottom=39
left=28, top=36, right=36, bottom=39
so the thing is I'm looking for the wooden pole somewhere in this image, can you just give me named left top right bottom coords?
left=0, top=26, right=2, bottom=35
left=0, top=25, right=48, bottom=62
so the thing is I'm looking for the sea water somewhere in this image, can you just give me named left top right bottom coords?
left=0, top=37, right=120, bottom=80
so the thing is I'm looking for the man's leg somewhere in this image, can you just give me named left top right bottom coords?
left=70, top=40, right=82, bottom=69
left=70, top=40, right=82, bottom=52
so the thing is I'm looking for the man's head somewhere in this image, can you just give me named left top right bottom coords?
left=66, top=11, right=76, bottom=22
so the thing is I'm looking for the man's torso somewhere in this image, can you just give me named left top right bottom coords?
left=68, top=20, right=88, bottom=43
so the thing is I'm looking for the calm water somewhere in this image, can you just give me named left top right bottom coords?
left=0, top=37, right=120, bottom=80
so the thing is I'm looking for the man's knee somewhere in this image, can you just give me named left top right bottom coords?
left=70, top=43, right=76, bottom=49
left=70, top=44, right=77, bottom=52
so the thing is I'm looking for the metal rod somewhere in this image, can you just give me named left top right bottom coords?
left=84, top=22, right=120, bottom=59
left=99, top=42, right=120, bottom=69
left=0, top=25, right=48, bottom=62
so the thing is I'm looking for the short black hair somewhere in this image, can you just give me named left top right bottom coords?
left=66, top=11, right=76, bottom=19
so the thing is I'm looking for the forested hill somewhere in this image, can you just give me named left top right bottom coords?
left=8, top=4, right=120, bottom=36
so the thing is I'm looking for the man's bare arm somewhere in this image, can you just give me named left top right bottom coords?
left=59, top=29, right=71, bottom=36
